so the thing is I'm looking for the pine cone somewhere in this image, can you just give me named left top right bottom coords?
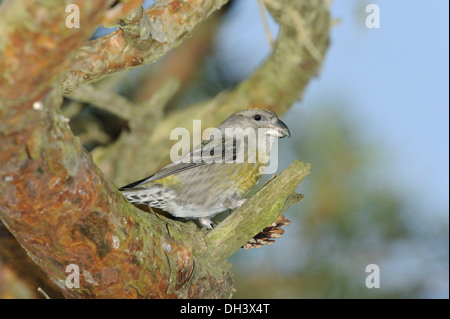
left=243, top=214, right=291, bottom=249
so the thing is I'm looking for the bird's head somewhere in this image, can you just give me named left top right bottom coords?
left=219, top=108, right=291, bottom=139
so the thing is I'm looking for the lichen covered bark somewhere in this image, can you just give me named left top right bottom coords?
left=0, top=0, right=330, bottom=298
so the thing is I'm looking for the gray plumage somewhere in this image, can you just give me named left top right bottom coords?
left=120, top=108, right=290, bottom=228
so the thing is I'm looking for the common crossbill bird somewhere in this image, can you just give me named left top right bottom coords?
left=120, top=108, right=290, bottom=228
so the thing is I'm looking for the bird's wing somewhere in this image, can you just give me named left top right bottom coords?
left=120, top=135, right=239, bottom=189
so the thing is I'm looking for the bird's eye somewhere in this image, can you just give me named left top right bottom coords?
left=254, top=114, right=262, bottom=121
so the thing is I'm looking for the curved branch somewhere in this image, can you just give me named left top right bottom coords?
left=206, top=161, right=310, bottom=261
left=61, top=0, right=230, bottom=94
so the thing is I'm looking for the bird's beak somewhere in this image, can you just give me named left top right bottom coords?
left=267, top=119, right=291, bottom=138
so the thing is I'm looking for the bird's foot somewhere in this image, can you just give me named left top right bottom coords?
left=198, top=217, right=216, bottom=229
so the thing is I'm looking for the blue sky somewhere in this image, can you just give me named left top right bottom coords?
left=323, top=0, right=449, bottom=217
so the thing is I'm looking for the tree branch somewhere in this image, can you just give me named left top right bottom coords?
left=61, top=0, right=230, bottom=94
left=205, top=161, right=310, bottom=261
left=117, top=4, right=152, bottom=46
left=65, top=85, right=135, bottom=120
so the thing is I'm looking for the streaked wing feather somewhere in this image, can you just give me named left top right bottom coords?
left=120, top=135, right=238, bottom=189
